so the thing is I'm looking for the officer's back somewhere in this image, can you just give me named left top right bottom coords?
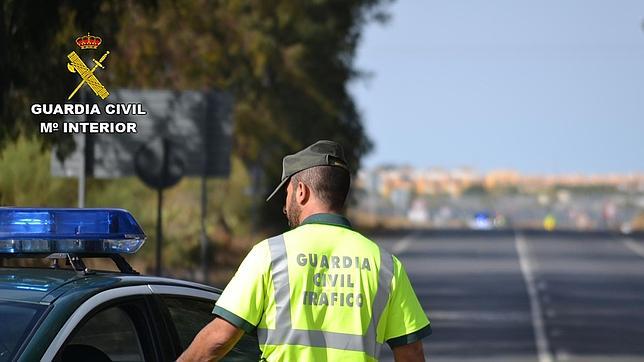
left=180, top=140, right=431, bottom=361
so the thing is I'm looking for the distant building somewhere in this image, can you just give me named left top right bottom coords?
left=353, top=166, right=644, bottom=229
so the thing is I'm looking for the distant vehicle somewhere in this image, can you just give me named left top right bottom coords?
left=544, top=214, right=557, bottom=231
left=0, top=208, right=260, bottom=361
left=469, top=212, right=493, bottom=230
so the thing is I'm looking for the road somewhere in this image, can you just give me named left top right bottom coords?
left=374, top=230, right=644, bottom=362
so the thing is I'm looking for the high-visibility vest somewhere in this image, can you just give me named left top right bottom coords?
left=214, top=214, right=430, bottom=361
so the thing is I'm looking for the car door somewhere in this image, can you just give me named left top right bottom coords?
left=40, top=285, right=165, bottom=362
left=51, top=296, right=160, bottom=362
left=151, top=287, right=261, bottom=361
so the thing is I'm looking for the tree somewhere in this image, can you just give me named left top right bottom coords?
left=1, top=0, right=391, bottom=229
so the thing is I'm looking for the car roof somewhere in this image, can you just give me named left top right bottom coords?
left=0, top=267, right=222, bottom=304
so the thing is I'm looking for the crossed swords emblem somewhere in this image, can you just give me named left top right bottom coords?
left=66, top=50, right=110, bottom=100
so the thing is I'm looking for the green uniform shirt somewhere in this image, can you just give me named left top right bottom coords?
left=214, top=213, right=431, bottom=361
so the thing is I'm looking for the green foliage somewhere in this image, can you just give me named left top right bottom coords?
left=83, top=155, right=254, bottom=272
left=0, top=0, right=127, bottom=155
left=0, top=136, right=76, bottom=206
left=0, top=0, right=391, bottom=269
left=556, top=185, right=618, bottom=195
left=0, top=137, right=254, bottom=271
left=463, top=184, right=488, bottom=196
left=488, top=185, right=520, bottom=196
left=103, top=0, right=385, bottom=227
left=2, top=0, right=386, bottom=165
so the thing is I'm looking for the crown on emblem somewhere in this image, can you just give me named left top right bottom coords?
left=75, top=33, right=102, bottom=50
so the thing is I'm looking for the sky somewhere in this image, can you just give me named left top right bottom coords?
left=349, top=0, right=644, bottom=174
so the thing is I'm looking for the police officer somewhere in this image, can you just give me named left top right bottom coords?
left=179, top=140, right=431, bottom=361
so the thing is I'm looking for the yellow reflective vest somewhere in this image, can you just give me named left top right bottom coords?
left=214, top=213, right=431, bottom=361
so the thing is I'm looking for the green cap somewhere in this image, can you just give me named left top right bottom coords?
left=266, top=140, right=350, bottom=201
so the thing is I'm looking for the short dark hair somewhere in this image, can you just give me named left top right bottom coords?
left=290, top=166, right=351, bottom=211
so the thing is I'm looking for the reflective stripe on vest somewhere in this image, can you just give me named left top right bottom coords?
left=257, top=234, right=395, bottom=359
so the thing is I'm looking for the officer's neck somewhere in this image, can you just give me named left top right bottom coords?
left=298, top=202, right=342, bottom=225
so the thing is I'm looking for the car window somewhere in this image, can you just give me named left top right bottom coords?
left=0, top=301, right=45, bottom=362
left=60, top=305, right=145, bottom=362
left=161, top=296, right=261, bottom=361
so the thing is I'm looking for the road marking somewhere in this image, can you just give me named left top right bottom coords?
left=429, top=310, right=530, bottom=322
left=622, top=238, right=644, bottom=259
left=515, top=232, right=553, bottom=362
left=392, top=231, right=417, bottom=254
left=555, top=349, right=571, bottom=361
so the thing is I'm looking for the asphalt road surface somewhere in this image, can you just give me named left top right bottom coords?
left=373, top=230, right=644, bottom=362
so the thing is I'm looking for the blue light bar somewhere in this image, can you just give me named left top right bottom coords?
left=0, top=208, right=146, bottom=254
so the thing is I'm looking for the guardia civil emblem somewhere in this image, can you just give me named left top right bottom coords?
left=67, top=33, right=110, bottom=100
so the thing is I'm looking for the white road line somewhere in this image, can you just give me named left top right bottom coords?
left=555, top=349, right=571, bottom=361
left=622, top=238, right=644, bottom=259
left=392, top=231, right=417, bottom=254
left=515, top=232, right=553, bottom=362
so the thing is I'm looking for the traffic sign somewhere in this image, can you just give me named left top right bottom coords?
left=51, top=89, right=233, bottom=179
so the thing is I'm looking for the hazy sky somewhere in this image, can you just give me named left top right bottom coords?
left=350, top=0, right=644, bottom=173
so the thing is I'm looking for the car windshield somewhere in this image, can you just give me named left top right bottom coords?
left=0, top=301, right=45, bottom=361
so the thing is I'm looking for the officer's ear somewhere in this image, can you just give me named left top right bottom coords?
left=295, top=181, right=311, bottom=205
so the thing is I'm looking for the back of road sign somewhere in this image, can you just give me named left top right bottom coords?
left=50, top=89, right=233, bottom=179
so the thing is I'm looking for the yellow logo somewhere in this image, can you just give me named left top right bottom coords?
left=67, top=33, right=110, bottom=100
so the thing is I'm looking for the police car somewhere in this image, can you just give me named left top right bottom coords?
left=0, top=208, right=260, bottom=361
